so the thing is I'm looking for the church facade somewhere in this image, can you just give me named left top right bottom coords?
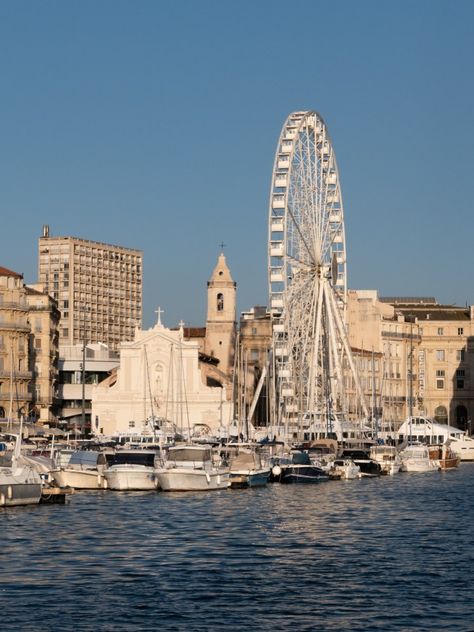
left=91, top=253, right=237, bottom=437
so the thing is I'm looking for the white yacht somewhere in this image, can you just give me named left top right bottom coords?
left=104, top=449, right=160, bottom=491
left=51, top=450, right=108, bottom=489
left=447, top=433, right=474, bottom=461
left=156, top=445, right=230, bottom=491
left=0, top=435, right=42, bottom=507
left=370, top=445, right=402, bottom=475
left=400, top=444, right=438, bottom=473
left=398, top=417, right=465, bottom=449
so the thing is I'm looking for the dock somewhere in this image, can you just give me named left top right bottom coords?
left=40, top=486, right=74, bottom=504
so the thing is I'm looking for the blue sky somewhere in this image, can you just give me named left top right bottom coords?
left=1, top=0, right=473, bottom=328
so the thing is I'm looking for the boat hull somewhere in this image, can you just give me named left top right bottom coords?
left=0, top=482, right=42, bottom=506
left=52, top=468, right=108, bottom=490
left=104, top=465, right=159, bottom=490
left=279, top=465, right=329, bottom=484
left=156, top=467, right=230, bottom=491
left=229, top=468, right=270, bottom=488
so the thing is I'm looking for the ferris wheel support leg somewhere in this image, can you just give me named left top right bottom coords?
left=327, top=285, right=369, bottom=419
left=308, top=278, right=325, bottom=411
left=323, top=282, right=345, bottom=405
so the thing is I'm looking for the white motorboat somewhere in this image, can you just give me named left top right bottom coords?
left=52, top=450, right=108, bottom=489
left=156, top=445, right=230, bottom=491
left=330, top=458, right=361, bottom=480
left=104, top=449, right=160, bottom=490
left=0, top=435, right=42, bottom=507
left=400, top=444, right=438, bottom=473
left=370, top=445, right=402, bottom=475
left=448, top=433, right=474, bottom=461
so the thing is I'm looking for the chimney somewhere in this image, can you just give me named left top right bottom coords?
left=42, top=224, right=50, bottom=238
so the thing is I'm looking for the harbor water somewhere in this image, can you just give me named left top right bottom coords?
left=1, top=464, right=473, bottom=631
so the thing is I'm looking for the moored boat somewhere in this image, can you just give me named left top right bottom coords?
left=271, top=451, right=329, bottom=484
left=428, top=444, right=460, bottom=471
left=104, top=449, right=160, bottom=490
left=330, top=458, right=361, bottom=480
left=0, top=435, right=42, bottom=507
left=51, top=450, right=108, bottom=489
left=340, top=449, right=381, bottom=477
left=370, top=445, right=402, bottom=475
left=227, top=446, right=270, bottom=489
left=156, top=445, right=230, bottom=491
left=400, top=444, right=438, bottom=473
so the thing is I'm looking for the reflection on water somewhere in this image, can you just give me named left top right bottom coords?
left=1, top=465, right=473, bottom=631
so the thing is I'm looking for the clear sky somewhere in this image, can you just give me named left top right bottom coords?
left=1, top=0, right=473, bottom=328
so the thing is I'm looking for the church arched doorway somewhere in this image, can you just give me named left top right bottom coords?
left=455, top=405, right=468, bottom=430
left=434, top=405, right=448, bottom=424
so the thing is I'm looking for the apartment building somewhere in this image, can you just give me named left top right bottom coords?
left=25, top=284, right=60, bottom=424
left=38, top=225, right=142, bottom=350
left=0, top=267, right=32, bottom=422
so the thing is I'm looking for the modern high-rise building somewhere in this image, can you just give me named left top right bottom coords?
left=38, top=226, right=142, bottom=350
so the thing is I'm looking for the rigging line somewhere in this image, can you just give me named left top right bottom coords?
left=164, top=344, right=172, bottom=429
left=178, top=340, right=191, bottom=438
left=144, top=345, right=155, bottom=423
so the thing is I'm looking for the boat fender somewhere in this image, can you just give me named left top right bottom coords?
left=7, top=486, right=13, bottom=500
left=206, top=472, right=211, bottom=484
left=0, top=493, right=5, bottom=505
left=217, top=475, right=221, bottom=486
left=272, top=465, right=281, bottom=477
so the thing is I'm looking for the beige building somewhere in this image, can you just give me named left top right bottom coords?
left=0, top=267, right=32, bottom=422
left=25, top=284, right=60, bottom=424
left=38, top=225, right=142, bottom=350
left=348, top=291, right=474, bottom=430
left=238, top=306, right=272, bottom=426
left=379, top=298, right=474, bottom=430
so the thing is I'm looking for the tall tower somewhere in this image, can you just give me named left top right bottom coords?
left=205, top=252, right=236, bottom=377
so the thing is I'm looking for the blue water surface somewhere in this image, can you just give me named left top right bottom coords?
left=1, top=464, right=473, bottom=631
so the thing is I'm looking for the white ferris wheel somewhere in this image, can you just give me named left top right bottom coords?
left=268, top=110, right=368, bottom=427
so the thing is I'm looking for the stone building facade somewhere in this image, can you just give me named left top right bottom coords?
left=25, top=284, right=60, bottom=424
left=0, top=267, right=31, bottom=422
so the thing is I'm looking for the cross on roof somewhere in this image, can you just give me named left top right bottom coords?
left=219, top=242, right=226, bottom=253
left=155, top=306, right=164, bottom=326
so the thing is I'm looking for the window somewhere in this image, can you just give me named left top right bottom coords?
left=129, top=421, right=135, bottom=428
left=436, top=379, right=444, bottom=389
left=35, top=339, right=42, bottom=349
left=456, top=378, right=465, bottom=389
left=251, top=327, right=257, bottom=335
left=217, top=293, right=224, bottom=312
left=436, top=350, right=445, bottom=361
left=250, top=349, right=259, bottom=361
left=436, top=370, right=445, bottom=377
left=457, top=349, right=465, bottom=362
left=458, top=328, right=464, bottom=335
left=437, top=328, right=444, bottom=335
left=456, top=369, right=465, bottom=377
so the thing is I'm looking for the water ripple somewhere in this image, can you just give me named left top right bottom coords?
left=1, top=466, right=473, bottom=630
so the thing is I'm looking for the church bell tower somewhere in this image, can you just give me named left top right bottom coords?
left=205, top=251, right=236, bottom=377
